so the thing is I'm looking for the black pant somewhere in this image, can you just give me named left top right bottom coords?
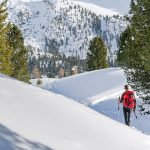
left=123, top=107, right=132, bottom=126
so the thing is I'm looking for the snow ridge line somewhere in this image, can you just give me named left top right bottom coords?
left=90, top=90, right=124, bottom=105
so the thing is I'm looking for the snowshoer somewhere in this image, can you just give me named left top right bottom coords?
left=119, top=85, right=136, bottom=126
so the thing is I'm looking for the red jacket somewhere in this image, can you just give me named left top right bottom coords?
left=120, top=90, right=136, bottom=109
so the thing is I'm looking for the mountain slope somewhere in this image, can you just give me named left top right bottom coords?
left=6, top=0, right=131, bottom=15
left=51, top=68, right=127, bottom=104
left=1, top=73, right=150, bottom=149
left=72, top=0, right=131, bottom=15
left=4, top=0, right=128, bottom=76
left=34, top=68, right=150, bottom=134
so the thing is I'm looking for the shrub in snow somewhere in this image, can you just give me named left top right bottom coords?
left=37, top=79, right=42, bottom=85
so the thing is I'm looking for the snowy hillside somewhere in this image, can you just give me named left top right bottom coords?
left=6, top=0, right=131, bottom=15
left=34, top=68, right=150, bottom=134
left=51, top=68, right=127, bottom=103
left=72, top=0, right=131, bottom=15
left=1, top=73, right=150, bottom=150
left=3, top=0, right=128, bottom=75
left=7, top=0, right=127, bottom=57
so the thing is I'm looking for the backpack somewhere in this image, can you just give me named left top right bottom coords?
left=123, top=91, right=136, bottom=109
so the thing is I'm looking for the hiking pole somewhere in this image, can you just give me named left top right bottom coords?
left=117, top=97, right=120, bottom=121
left=133, top=109, right=144, bottom=133
left=133, top=109, right=138, bottom=119
left=118, top=97, right=121, bottom=110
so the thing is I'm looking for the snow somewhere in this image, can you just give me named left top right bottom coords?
left=51, top=68, right=127, bottom=104
left=5, top=0, right=130, bottom=15
left=37, top=68, right=150, bottom=134
left=1, top=69, right=150, bottom=150
left=7, top=0, right=42, bottom=6
left=72, top=0, right=119, bottom=16
left=71, top=0, right=131, bottom=15
left=3, top=0, right=128, bottom=61
left=30, top=77, right=57, bottom=89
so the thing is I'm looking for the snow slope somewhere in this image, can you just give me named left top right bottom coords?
left=72, top=0, right=131, bottom=15
left=1, top=73, right=150, bottom=150
left=7, top=0, right=127, bottom=60
left=2, top=0, right=128, bottom=73
left=51, top=68, right=127, bottom=104
left=72, top=0, right=119, bottom=16
left=38, top=68, right=150, bottom=134
left=5, top=0, right=131, bottom=15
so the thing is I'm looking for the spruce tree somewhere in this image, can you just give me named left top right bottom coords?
left=86, top=37, right=108, bottom=71
left=0, top=0, right=14, bottom=75
left=7, top=23, right=29, bottom=82
left=117, top=0, right=150, bottom=106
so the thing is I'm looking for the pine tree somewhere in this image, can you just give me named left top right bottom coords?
left=0, top=0, right=14, bottom=75
left=86, top=37, right=108, bottom=71
left=7, top=23, right=29, bottom=82
left=117, top=0, right=150, bottom=105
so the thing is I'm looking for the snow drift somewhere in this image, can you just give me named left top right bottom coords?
left=51, top=68, right=127, bottom=104
left=50, top=68, right=150, bottom=134
left=1, top=71, right=150, bottom=150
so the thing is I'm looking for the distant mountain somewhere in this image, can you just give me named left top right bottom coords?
left=5, top=0, right=128, bottom=76
left=71, top=0, right=131, bottom=15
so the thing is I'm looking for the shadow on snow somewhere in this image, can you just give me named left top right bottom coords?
left=0, top=124, right=54, bottom=150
